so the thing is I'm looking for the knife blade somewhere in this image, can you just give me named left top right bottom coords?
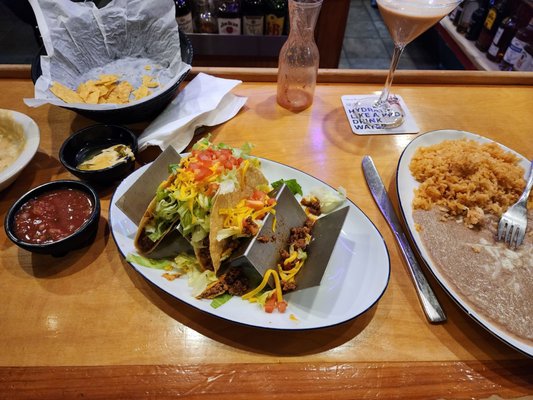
left=362, top=155, right=446, bottom=323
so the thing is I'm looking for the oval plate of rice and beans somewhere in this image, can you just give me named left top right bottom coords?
left=396, top=129, right=532, bottom=357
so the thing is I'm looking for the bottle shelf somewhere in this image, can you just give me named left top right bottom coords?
left=188, top=33, right=287, bottom=57
left=185, top=0, right=350, bottom=68
left=439, top=17, right=500, bottom=71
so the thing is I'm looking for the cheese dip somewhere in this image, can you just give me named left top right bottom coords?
left=0, top=110, right=26, bottom=172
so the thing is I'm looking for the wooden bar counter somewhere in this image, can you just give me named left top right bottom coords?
left=0, top=66, right=532, bottom=399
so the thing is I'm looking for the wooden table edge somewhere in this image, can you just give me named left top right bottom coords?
left=2, top=64, right=532, bottom=85
left=1, top=360, right=532, bottom=398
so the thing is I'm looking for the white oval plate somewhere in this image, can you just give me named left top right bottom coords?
left=109, top=157, right=390, bottom=330
left=396, top=129, right=533, bottom=356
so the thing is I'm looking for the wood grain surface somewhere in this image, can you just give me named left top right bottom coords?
left=0, top=67, right=532, bottom=399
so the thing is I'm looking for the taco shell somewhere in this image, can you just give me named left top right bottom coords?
left=133, top=172, right=181, bottom=254
left=208, top=164, right=269, bottom=273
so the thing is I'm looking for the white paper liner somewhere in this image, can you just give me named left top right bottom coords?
left=24, top=0, right=191, bottom=110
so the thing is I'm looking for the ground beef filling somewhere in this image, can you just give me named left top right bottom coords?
left=197, top=237, right=214, bottom=271
left=197, top=267, right=249, bottom=299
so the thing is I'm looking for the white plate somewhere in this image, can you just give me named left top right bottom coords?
left=396, top=129, right=533, bottom=356
left=109, top=158, right=390, bottom=330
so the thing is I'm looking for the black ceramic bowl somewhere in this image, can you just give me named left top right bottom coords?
left=31, top=30, right=193, bottom=124
left=59, top=124, right=138, bottom=185
left=4, top=180, right=100, bottom=257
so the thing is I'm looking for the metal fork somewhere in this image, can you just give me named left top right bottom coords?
left=497, top=160, right=533, bottom=248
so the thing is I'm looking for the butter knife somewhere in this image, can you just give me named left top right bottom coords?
left=362, top=155, right=446, bottom=323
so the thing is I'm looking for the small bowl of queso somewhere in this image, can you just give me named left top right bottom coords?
left=59, top=124, right=137, bottom=185
left=4, top=180, right=100, bottom=256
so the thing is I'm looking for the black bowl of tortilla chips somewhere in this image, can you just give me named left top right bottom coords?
left=31, top=30, right=193, bottom=125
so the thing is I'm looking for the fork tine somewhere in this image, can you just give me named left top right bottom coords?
left=508, top=225, right=520, bottom=248
left=505, top=222, right=515, bottom=245
left=514, top=226, right=526, bottom=248
left=497, top=218, right=508, bottom=241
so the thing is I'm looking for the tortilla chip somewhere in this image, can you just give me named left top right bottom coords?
left=142, top=75, right=159, bottom=88
left=50, top=82, right=84, bottom=104
left=98, top=74, right=119, bottom=85
left=105, top=81, right=133, bottom=104
left=133, top=84, right=151, bottom=100
left=52, top=71, right=160, bottom=105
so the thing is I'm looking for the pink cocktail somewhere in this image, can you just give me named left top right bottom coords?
left=356, top=0, right=461, bottom=129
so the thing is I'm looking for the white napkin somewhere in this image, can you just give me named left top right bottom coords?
left=137, top=73, right=247, bottom=153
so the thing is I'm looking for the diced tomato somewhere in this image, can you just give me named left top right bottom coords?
left=205, top=182, right=219, bottom=196
left=277, top=301, right=288, bottom=313
left=187, top=147, right=243, bottom=181
left=192, top=165, right=212, bottom=182
left=264, top=294, right=276, bottom=313
left=251, top=189, right=266, bottom=201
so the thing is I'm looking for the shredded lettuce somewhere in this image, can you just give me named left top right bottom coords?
left=126, top=253, right=176, bottom=270
left=309, top=186, right=347, bottom=214
left=216, top=226, right=242, bottom=241
left=254, top=289, right=275, bottom=307
left=173, top=253, right=200, bottom=272
left=210, top=293, right=233, bottom=309
left=271, top=179, right=303, bottom=196
left=188, top=268, right=219, bottom=297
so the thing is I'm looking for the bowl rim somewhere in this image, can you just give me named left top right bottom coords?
left=0, top=109, right=40, bottom=188
left=4, top=179, right=101, bottom=249
left=59, top=123, right=138, bottom=175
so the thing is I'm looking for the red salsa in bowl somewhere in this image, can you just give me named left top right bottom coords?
left=4, top=180, right=100, bottom=256
left=13, top=188, right=93, bottom=244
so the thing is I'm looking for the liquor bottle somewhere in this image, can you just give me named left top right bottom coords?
left=457, top=0, right=481, bottom=34
left=486, top=0, right=524, bottom=61
left=195, top=0, right=219, bottom=33
left=476, top=0, right=509, bottom=51
left=513, top=43, right=533, bottom=70
left=499, top=17, right=533, bottom=69
left=242, top=0, right=265, bottom=35
left=265, top=0, right=287, bottom=35
left=450, top=1, right=465, bottom=25
left=465, top=0, right=490, bottom=40
left=175, top=0, right=194, bottom=33
left=216, top=0, right=242, bottom=35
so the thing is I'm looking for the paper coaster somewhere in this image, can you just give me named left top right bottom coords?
left=341, top=94, right=420, bottom=135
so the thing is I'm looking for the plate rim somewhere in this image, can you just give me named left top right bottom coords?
left=396, top=129, right=533, bottom=357
left=109, top=155, right=391, bottom=331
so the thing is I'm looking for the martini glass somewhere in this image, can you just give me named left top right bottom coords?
left=356, top=0, right=462, bottom=129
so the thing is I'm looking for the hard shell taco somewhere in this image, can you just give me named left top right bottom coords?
left=134, top=169, right=181, bottom=254
left=134, top=138, right=272, bottom=267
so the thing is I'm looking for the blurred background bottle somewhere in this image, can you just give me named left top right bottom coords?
left=175, top=0, right=194, bottom=33
left=195, top=0, right=219, bottom=33
left=265, top=0, right=287, bottom=35
left=450, top=1, right=465, bottom=25
left=476, top=0, right=509, bottom=51
left=486, top=0, right=529, bottom=61
left=217, top=0, right=242, bottom=35
left=457, top=0, right=481, bottom=33
left=499, top=17, right=533, bottom=69
left=513, top=43, right=533, bottom=69
left=465, top=0, right=490, bottom=40
left=242, top=0, right=265, bottom=35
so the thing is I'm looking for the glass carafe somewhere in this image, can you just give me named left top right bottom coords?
left=276, top=0, right=322, bottom=112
